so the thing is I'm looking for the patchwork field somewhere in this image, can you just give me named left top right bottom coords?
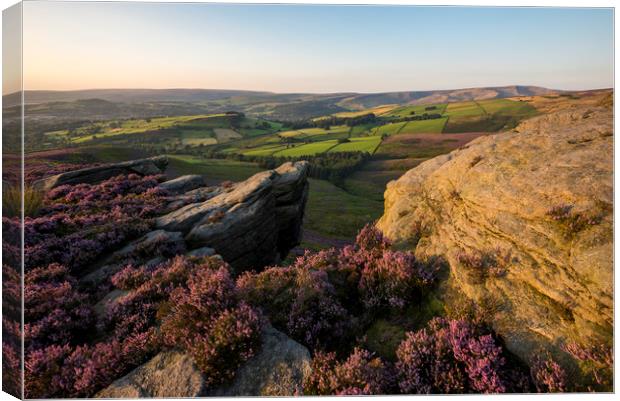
left=26, top=96, right=544, bottom=247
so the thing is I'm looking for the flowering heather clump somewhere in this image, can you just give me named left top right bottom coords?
left=24, top=159, right=98, bottom=183
left=359, top=250, right=430, bottom=310
left=24, top=174, right=169, bottom=273
left=286, top=269, right=351, bottom=350
left=110, top=265, right=150, bottom=290
left=237, top=266, right=297, bottom=327
left=396, top=318, right=530, bottom=394
left=546, top=204, right=602, bottom=237
left=530, top=353, right=568, bottom=392
left=44, top=173, right=167, bottom=217
left=562, top=342, right=613, bottom=388
left=304, top=348, right=393, bottom=395
left=238, top=264, right=352, bottom=351
left=103, top=256, right=200, bottom=338
left=161, top=262, right=262, bottom=386
left=24, top=264, right=95, bottom=351
left=2, top=341, right=21, bottom=396
left=239, top=225, right=436, bottom=351
left=25, top=331, right=158, bottom=398
left=355, top=223, right=391, bottom=255
left=25, top=254, right=264, bottom=398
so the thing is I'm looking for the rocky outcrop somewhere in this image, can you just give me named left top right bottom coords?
left=156, top=161, right=309, bottom=270
left=159, top=174, right=205, bottom=194
left=95, top=350, right=207, bottom=398
left=377, top=107, right=613, bottom=374
left=96, top=325, right=311, bottom=398
left=210, top=324, right=312, bottom=396
left=34, top=156, right=168, bottom=190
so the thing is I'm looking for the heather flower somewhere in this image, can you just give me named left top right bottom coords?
left=396, top=318, right=529, bottom=394
left=562, top=342, right=612, bottom=388
left=304, top=348, right=392, bottom=395
left=531, top=353, right=567, bottom=392
left=161, top=261, right=262, bottom=386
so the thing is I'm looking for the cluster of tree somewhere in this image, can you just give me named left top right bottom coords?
left=391, top=112, right=442, bottom=123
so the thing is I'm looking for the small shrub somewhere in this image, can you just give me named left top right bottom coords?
left=2, top=184, right=44, bottom=217
left=359, top=250, right=431, bottom=310
left=456, top=248, right=509, bottom=281
left=546, top=204, right=602, bottom=238
left=110, top=265, right=149, bottom=290
left=24, top=264, right=95, bottom=351
left=530, top=352, right=568, bottom=393
left=562, top=342, right=613, bottom=389
left=286, top=269, right=352, bottom=350
left=395, top=318, right=529, bottom=394
left=161, top=262, right=262, bottom=386
left=304, top=348, right=393, bottom=395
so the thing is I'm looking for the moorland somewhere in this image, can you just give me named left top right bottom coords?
left=1, top=86, right=613, bottom=397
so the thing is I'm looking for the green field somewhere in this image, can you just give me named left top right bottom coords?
left=372, top=122, right=407, bottom=136
left=399, top=117, right=448, bottom=134
left=273, top=140, right=339, bottom=156
left=328, top=136, right=382, bottom=154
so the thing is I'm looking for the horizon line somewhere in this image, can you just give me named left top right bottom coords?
left=3, top=85, right=614, bottom=98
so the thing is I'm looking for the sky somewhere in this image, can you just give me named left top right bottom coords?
left=12, top=1, right=615, bottom=94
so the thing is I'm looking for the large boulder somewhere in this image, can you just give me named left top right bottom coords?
left=95, top=350, right=206, bottom=398
left=156, top=161, right=309, bottom=270
left=210, top=324, right=312, bottom=396
left=34, top=156, right=168, bottom=190
left=377, top=106, right=612, bottom=378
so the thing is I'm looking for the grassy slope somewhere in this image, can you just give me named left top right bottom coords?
left=167, top=155, right=262, bottom=183
left=305, top=178, right=384, bottom=239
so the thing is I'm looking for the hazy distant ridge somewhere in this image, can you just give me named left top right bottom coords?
left=4, top=85, right=560, bottom=108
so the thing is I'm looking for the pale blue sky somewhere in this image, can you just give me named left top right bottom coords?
left=21, top=2, right=614, bottom=93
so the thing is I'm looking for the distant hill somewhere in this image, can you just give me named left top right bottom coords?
left=4, top=86, right=560, bottom=108
left=337, top=86, right=561, bottom=109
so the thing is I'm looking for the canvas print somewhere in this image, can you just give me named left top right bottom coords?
left=1, top=1, right=614, bottom=398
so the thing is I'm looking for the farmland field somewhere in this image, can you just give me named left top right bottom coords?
left=328, top=136, right=382, bottom=154
left=23, top=97, right=543, bottom=248
left=372, top=121, right=407, bottom=136
left=399, top=117, right=448, bottom=134
left=273, top=140, right=339, bottom=156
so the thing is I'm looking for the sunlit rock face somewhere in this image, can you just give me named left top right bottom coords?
left=377, top=105, right=613, bottom=383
